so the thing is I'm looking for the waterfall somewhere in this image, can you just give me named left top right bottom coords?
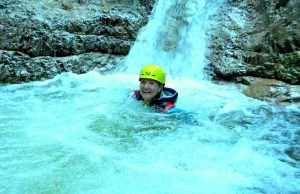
left=123, top=0, right=225, bottom=79
left=0, top=0, right=299, bottom=193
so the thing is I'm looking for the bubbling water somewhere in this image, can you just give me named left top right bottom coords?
left=0, top=72, right=299, bottom=193
left=1, top=0, right=299, bottom=193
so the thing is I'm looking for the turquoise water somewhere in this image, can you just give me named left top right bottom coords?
left=0, top=72, right=299, bottom=193
left=1, top=0, right=299, bottom=193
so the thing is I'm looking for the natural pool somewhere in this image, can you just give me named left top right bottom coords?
left=0, top=72, right=299, bottom=193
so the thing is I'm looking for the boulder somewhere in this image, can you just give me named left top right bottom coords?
left=235, top=76, right=300, bottom=108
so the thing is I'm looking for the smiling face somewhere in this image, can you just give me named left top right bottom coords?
left=139, top=78, right=162, bottom=103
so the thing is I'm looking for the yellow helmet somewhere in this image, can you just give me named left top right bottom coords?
left=139, top=64, right=166, bottom=84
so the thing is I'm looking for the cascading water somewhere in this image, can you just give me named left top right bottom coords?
left=123, top=0, right=223, bottom=79
left=1, top=0, right=299, bottom=193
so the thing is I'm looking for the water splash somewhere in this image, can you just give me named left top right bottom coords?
left=1, top=0, right=300, bottom=193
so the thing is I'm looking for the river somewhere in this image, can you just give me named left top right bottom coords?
left=1, top=0, right=299, bottom=193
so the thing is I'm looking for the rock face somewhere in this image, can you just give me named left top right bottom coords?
left=206, top=0, right=299, bottom=85
left=0, top=0, right=299, bottom=106
left=205, top=0, right=299, bottom=105
left=0, top=0, right=154, bottom=83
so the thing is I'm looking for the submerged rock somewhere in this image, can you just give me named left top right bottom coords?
left=235, top=76, right=300, bottom=108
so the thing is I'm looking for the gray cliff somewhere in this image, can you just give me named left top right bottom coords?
left=0, top=0, right=299, bottom=105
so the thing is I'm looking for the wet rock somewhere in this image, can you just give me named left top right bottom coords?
left=206, top=0, right=300, bottom=85
left=0, top=0, right=299, bottom=110
left=0, top=50, right=124, bottom=84
left=0, top=0, right=154, bottom=84
left=236, top=76, right=300, bottom=107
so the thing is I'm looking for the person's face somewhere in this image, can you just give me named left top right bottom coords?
left=139, top=79, right=162, bottom=101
